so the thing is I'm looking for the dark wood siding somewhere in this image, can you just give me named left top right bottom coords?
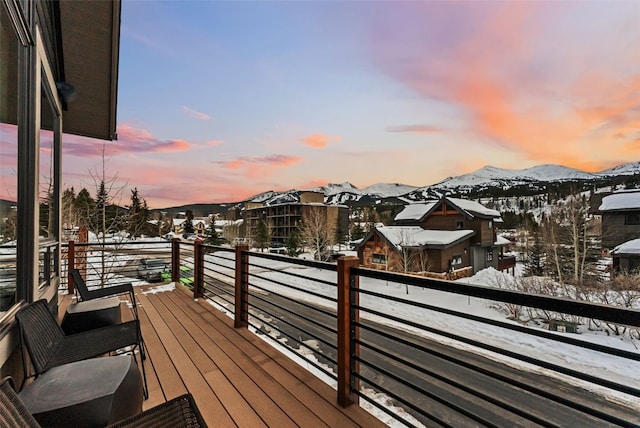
left=602, top=212, right=640, bottom=249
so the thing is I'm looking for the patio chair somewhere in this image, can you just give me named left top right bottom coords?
left=15, top=299, right=148, bottom=399
left=0, top=377, right=207, bottom=428
left=70, top=268, right=146, bottom=358
left=70, top=268, right=139, bottom=320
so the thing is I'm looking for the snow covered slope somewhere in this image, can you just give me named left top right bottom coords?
left=239, top=161, right=639, bottom=207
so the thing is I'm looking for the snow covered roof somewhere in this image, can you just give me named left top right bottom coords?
left=376, top=226, right=475, bottom=250
left=495, top=235, right=511, bottom=246
left=612, top=239, right=640, bottom=255
left=599, top=190, right=640, bottom=212
left=394, top=201, right=438, bottom=221
left=446, top=197, right=501, bottom=219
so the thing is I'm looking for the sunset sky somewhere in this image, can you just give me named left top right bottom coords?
left=3, top=1, right=640, bottom=208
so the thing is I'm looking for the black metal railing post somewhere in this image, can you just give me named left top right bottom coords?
left=67, top=240, right=75, bottom=294
left=337, top=256, right=360, bottom=407
left=171, top=238, right=181, bottom=283
left=194, top=240, right=204, bottom=299
left=234, top=244, right=249, bottom=328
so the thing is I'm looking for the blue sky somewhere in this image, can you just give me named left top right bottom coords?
left=3, top=0, right=637, bottom=208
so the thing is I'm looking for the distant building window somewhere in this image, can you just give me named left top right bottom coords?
left=487, top=249, right=494, bottom=262
left=372, top=253, right=386, bottom=265
left=456, top=221, right=464, bottom=230
left=451, top=255, right=463, bottom=266
left=488, top=221, right=493, bottom=229
left=625, top=213, right=640, bottom=225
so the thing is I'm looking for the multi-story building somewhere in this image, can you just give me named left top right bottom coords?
left=242, top=191, right=349, bottom=248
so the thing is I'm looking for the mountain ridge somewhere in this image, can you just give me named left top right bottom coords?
left=156, top=160, right=640, bottom=211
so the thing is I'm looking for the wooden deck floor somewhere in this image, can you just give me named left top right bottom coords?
left=62, top=283, right=385, bottom=427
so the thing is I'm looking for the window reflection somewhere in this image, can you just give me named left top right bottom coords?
left=0, top=3, right=20, bottom=313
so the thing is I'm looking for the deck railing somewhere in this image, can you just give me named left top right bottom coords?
left=63, top=240, right=640, bottom=427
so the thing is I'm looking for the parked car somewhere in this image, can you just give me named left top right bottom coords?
left=137, top=258, right=167, bottom=282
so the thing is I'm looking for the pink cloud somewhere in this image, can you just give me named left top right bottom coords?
left=63, top=124, right=192, bottom=157
left=370, top=2, right=640, bottom=171
left=387, top=125, right=442, bottom=134
left=302, top=133, right=340, bottom=149
left=207, top=139, right=223, bottom=147
left=181, top=106, right=211, bottom=121
left=215, top=154, right=303, bottom=179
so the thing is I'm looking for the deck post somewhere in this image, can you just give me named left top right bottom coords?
left=337, top=256, right=360, bottom=407
left=171, top=238, right=181, bottom=283
left=194, top=240, right=204, bottom=299
left=67, top=240, right=75, bottom=294
left=234, top=244, right=250, bottom=328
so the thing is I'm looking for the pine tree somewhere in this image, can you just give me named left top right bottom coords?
left=286, top=229, right=300, bottom=257
left=74, top=188, right=95, bottom=230
left=254, top=219, right=270, bottom=252
left=127, top=187, right=150, bottom=238
left=524, top=228, right=545, bottom=276
left=183, top=210, right=195, bottom=234
left=205, top=221, right=222, bottom=245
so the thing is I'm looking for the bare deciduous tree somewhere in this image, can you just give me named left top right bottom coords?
left=300, top=207, right=332, bottom=261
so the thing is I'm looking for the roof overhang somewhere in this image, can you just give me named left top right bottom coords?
left=58, top=0, right=121, bottom=141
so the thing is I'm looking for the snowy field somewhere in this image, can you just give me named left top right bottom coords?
left=202, top=250, right=639, bottom=414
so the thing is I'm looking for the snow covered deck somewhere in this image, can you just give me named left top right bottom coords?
left=59, top=284, right=384, bottom=428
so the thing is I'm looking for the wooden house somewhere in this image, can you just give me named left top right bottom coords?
left=356, top=226, right=475, bottom=278
left=598, top=190, right=640, bottom=250
left=391, top=197, right=505, bottom=273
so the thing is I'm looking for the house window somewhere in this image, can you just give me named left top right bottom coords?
left=487, top=249, right=494, bottom=262
left=451, top=255, right=463, bottom=266
left=372, top=253, right=386, bottom=265
left=488, top=221, right=493, bottom=229
left=456, top=221, right=464, bottom=230
left=625, top=213, right=640, bottom=225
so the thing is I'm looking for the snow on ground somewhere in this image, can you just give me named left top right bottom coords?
left=205, top=252, right=639, bottom=410
left=142, top=282, right=176, bottom=295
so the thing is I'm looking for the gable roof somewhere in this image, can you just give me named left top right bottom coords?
left=394, top=197, right=501, bottom=223
left=394, top=201, right=438, bottom=222
left=444, top=197, right=501, bottom=219
left=362, top=226, right=475, bottom=251
left=599, top=190, right=640, bottom=212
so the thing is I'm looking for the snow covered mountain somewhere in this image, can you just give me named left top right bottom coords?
left=598, top=161, right=640, bottom=176
left=432, top=164, right=598, bottom=191
left=241, top=161, right=639, bottom=207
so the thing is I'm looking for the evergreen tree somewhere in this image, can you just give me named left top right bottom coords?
left=61, top=187, right=77, bottom=228
left=524, top=228, right=545, bottom=276
left=74, top=188, right=95, bottom=230
left=286, top=229, right=300, bottom=257
left=351, top=222, right=365, bottom=241
left=183, top=210, right=195, bottom=234
left=254, top=219, right=270, bottom=252
left=205, top=221, right=222, bottom=245
left=127, top=187, right=150, bottom=238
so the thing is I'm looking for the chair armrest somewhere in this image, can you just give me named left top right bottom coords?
left=87, top=283, right=134, bottom=300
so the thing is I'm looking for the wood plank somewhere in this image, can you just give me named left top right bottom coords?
left=169, top=288, right=378, bottom=427
left=184, top=291, right=386, bottom=428
left=156, top=291, right=303, bottom=428
left=140, top=291, right=235, bottom=427
left=137, top=289, right=188, bottom=401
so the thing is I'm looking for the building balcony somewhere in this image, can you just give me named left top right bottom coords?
left=55, top=239, right=640, bottom=427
